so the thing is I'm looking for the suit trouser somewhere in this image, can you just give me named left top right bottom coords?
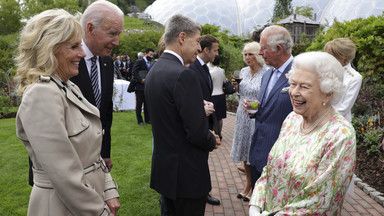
left=135, top=90, right=149, bottom=123
left=250, top=166, right=262, bottom=190
left=160, top=194, right=206, bottom=216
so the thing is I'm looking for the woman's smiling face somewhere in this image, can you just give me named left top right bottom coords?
left=289, top=68, right=328, bottom=120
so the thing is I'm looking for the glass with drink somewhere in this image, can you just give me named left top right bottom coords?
left=246, top=100, right=259, bottom=114
left=233, top=70, right=242, bottom=84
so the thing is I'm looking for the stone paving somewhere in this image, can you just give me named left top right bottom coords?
left=205, top=113, right=384, bottom=216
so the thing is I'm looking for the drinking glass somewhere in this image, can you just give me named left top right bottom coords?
left=233, top=70, right=242, bottom=84
left=246, top=100, right=259, bottom=114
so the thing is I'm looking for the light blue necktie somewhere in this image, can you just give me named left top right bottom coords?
left=265, top=69, right=280, bottom=99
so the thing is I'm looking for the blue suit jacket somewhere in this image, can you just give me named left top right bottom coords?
left=249, top=62, right=293, bottom=172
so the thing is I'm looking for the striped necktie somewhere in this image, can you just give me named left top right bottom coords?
left=91, top=56, right=101, bottom=109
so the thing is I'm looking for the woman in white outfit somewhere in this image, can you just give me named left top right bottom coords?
left=209, top=55, right=227, bottom=139
left=325, top=37, right=362, bottom=195
left=324, top=38, right=363, bottom=122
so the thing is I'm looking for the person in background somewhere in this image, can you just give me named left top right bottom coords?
left=249, top=51, right=355, bottom=215
left=70, top=0, right=124, bottom=171
left=251, top=29, right=263, bottom=43
left=125, top=55, right=134, bottom=80
left=230, top=42, right=268, bottom=202
left=145, top=14, right=220, bottom=215
left=325, top=37, right=363, bottom=196
left=137, top=51, right=144, bottom=59
left=132, top=48, right=154, bottom=125
left=15, top=9, right=119, bottom=216
left=157, top=34, right=166, bottom=56
left=209, top=55, right=227, bottom=140
left=246, top=26, right=294, bottom=190
left=113, top=55, right=123, bottom=79
left=324, top=38, right=363, bottom=122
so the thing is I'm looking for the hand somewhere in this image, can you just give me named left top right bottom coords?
left=242, top=99, right=249, bottom=114
left=103, top=158, right=113, bottom=171
left=249, top=205, right=261, bottom=216
left=231, top=75, right=238, bottom=89
left=141, top=79, right=145, bottom=84
left=106, top=198, right=120, bottom=216
left=210, top=130, right=221, bottom=149
left=204, top=100, right=215, bottom=116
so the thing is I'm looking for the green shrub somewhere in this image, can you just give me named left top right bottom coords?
left=307, top=12, right=384, bottom=84
left=352, top=115, right=384, bottom=155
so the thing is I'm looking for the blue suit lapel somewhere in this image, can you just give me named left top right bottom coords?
left=261, top=61, right=293, bottom=105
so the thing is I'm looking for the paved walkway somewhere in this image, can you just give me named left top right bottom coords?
left=205, top=114, right=384, bottom=216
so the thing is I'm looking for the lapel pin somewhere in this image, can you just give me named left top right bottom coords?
left=104, top=63, right=107, bottom=66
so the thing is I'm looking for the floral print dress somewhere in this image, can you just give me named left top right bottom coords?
left=250, top=111, right=356, bottom=215
left=230, top=65, right=268, bottom=163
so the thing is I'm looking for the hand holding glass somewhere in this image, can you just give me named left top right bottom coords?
left=246, top=100, right=259, bottom=114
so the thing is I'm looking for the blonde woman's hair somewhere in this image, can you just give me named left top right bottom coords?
left=242, top=42, right=265, bottom=67
left=324, top=38, right=356, bottom=66
left=14, top=9, right=83, bottom=96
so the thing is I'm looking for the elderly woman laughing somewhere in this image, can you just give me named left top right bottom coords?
left=249, top=51, right=356, bottom=216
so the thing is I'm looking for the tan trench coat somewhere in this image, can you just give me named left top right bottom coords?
left=16, top=76, right=119, bottom=216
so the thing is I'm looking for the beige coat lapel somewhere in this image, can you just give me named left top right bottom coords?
left=51, top=76, right=100, bottom=118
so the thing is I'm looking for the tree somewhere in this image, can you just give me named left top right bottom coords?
left=22, top=0, right=81, bottom=19
left=0, top=0, right=22, bottom=34
left=273, top=0, right=292, bottom=20
left=295, top=5, right=313, bottom=19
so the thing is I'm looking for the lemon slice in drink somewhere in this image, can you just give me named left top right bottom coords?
left=250, top=102, right=258, bottom=109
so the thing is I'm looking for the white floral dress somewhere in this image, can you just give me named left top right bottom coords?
left=250, top=111, right=356, bottom=215
left=230, top=65, right=268, bottom=163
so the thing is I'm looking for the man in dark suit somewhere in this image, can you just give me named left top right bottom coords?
left=70, top=1, right=124, bottom=173
left=247, top=25, right=294, bottom=188
left=132, top=48, right=154, bottom=125
left=189, top=35, right=221, bottom=206
left=145, top=14, right=220, bottom=215
left=124, top=55, right=134, bottom=81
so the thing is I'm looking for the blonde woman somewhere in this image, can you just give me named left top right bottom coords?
left=15, top=9, right=119, bottom=216
left=324, top=38, right=363, bottom=122
left=230, top=42, right=269, bottom=201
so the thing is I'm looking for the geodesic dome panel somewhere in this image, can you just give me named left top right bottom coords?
left=144, top=0, right=384, bottom=36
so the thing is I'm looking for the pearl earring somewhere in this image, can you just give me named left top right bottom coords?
left=322, top=102, right=326, bottom=106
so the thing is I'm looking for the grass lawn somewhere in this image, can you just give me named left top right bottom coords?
left=0, top=111, right=161, bottom=215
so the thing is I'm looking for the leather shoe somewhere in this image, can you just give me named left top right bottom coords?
left=206, top=194, right=220, bottom=205
left=138, top=122, right=145, bottom=126
left=237, top=193, right=245, bottom=199
left=243, top=195, right=250, bottom=202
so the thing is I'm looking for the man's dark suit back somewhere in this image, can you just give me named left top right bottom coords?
left=249, top=62, right=293, bottom=173
left=145, top=53, right=216, bottom=200
left=70, top=56, right=114, bottom=158
left=132, top=58, right=149, bottom=91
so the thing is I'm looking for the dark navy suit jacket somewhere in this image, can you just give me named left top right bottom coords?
left=145, top=52, right=216, bottom=199
left=189, top=58, right=215, bottom=129
left=249, top=61, right=293, bottom=172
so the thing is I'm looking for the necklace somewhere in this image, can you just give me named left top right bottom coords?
left=300, top=106, right=332, bottom=135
